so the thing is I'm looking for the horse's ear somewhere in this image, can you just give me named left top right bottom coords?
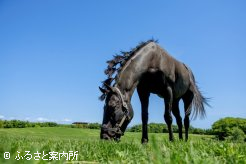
left=103, top=83, right=114, bottom=92
left=99, top=86, right=108, bottom=94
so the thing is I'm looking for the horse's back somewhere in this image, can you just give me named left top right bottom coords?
left=135, top=42, right=193, bottom=99
left=156, top=45, right=192, bottom=98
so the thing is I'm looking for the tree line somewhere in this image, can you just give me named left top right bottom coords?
left=127, top=123, right=214, bottom=135
left=128, top=117, right=245, bottom=141
left=0, top=117, right=245, bottom=141
left=0, top=120, right=58, bottom=128
left=0, top=119, right=101, bottom=129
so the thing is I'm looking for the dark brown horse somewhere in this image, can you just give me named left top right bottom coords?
left=99, top=39, right=209, bottom=143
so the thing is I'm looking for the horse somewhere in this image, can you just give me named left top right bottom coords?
left=99, top=39, right=209, bottom=143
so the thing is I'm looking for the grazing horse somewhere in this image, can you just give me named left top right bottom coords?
left=99, top=39, right=209, bottom=143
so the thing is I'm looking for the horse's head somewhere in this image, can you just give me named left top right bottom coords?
left=99, top=84, right=131, bottom=141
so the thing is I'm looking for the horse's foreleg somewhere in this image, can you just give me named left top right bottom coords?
left=141, top=104, right=149, bottom=144
left=164, top=86, right=174, bottom=141
left=137, top=88, right=150, bottom=144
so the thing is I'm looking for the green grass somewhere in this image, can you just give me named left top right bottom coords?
left=0, top=127, right=245, bottom=164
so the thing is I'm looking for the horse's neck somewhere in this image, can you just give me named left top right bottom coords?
left=114, top=42, right=162, bottom=103
left=115, top=70, right=138, bottom=103
left=115, top=51, right=152, bottom=102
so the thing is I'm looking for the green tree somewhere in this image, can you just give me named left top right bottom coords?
left=212, top=117, right=246, bottom=140
left=228, top=127, right=245, bottom=142
left=88, top=123, right=101, bottom=129
left=4, top=120, right=13, bottom=128
left=0, top=120, right=3, bottom=128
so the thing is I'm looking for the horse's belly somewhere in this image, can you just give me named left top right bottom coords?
left=138, top=71, right=189, bottom=99
left=173, top=80, right=190, bottom=98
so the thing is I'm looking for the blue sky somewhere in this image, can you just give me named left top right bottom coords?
left=0, top=1, right=245, bottom=129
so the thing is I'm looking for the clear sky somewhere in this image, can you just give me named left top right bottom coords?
left=0, top=0, right=245, bottom=129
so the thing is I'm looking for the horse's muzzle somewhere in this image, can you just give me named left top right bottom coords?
left=100, top=125, right=114, bottom=139
left=100, top=124, right=122, bottom=141
left=101, top=133, right=111, bottom=140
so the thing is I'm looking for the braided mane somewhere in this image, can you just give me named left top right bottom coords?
left=99, top=39, right=158, bottom=101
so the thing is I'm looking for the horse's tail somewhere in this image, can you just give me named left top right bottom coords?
left=185, top=64, right=210, bottom=119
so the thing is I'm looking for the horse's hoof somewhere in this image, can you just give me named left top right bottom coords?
left=169, top=138, right=174, bottom=142
left=141, top=138, right=148, bottom=144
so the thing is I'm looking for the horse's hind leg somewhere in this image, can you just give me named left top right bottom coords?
left=164, top=86, right=174, bottom=141
left=182, top=91, right=194, bottom=141
left=172, top=99, right=183, bottom=140
left=137, top=86, right=150, bottom=144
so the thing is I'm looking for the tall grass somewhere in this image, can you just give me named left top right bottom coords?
left=0, top=128, right=245, bottom=163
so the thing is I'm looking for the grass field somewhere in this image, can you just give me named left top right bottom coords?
left=0, top=127, right=245, bottom=164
